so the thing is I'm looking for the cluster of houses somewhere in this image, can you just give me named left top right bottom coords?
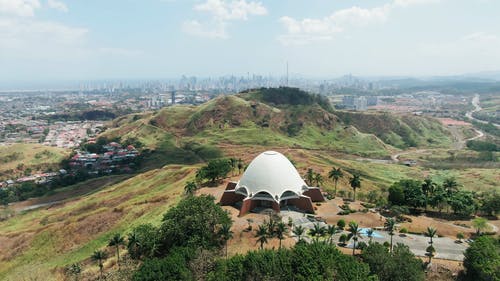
left=69, top=142, right=139, bottom=174
left=0, top=169, right=67, bottom=188
left=0, top=142, right=140, bottom=190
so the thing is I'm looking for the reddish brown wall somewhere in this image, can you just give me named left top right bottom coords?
left=303, top=188, right=325, bottom=202
left=239, top=198, right=259, bottom=216
left=225, top=181, right=237, bottom=191
left=272, top=201, right=280, bottom=213
left=288, top=196, right=315, bottom=213
left=220, top=190, right=245, bottom=205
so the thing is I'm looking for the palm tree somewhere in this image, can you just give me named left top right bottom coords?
left=366, top=228, right=374, bottom=243
left=305, top=168, right=315, bottom=186
left=237, top=158, right=244, bottom=175
left=327, top=225, right=337, bottom=245
left=266, top=219, right=276, bottom=238
left=328, top=167, right=344, bottom=197
left=314, top=173, right=324, bottom=187
left=347, top=221, right=362, bottom=255
left=425, top=227, right=437, bottom=245
left=218, top=223, right=233, bottom=258
left=421, top=178, right=436, bottom=212
left=292, top=225, right=305, bottom=242
left=276, top=222, right=287, bottom=249
left=229, top=158, right=237, bottom=176
left=309, top=223, right=326, bottom=242
left=127, top=231, right=140, bottom=259
left=349, top=174, right=361, bottom=201
left=339, top=234, right=348, bottom=246
left=184, top=181, right=197, bottom=196
left=255, top=225, right=268, bottom=249
left=67, top=263, right=81, bottom=281
left=108, top=233, right=125, bottom=268
left=384, top=218, right=396, bottom=253
left=443, top=178, right=458, bottom=213
left=91, top=250, right=108, bottom=280
left=426, top=245, right=436, bottom=264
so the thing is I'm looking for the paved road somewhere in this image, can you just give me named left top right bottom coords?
left=466, top=94, right=500, bottom=128
left=282, top=210, right=468, bottom=261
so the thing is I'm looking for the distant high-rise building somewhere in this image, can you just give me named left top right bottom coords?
left=342, top=96, right=367, bottom=111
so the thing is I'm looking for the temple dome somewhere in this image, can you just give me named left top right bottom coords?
left=235, top=151, right=307, bottom=202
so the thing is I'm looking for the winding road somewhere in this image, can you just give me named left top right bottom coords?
left=466, top=94, right=500, bottom=128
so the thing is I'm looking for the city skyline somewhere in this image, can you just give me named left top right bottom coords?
left=1, top=0, right=500, bottom=83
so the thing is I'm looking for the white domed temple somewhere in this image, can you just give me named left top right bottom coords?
left=220, top=151, right=325, bottom=216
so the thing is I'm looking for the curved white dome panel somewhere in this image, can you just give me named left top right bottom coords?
left=237, top=151, right=307, bottom=202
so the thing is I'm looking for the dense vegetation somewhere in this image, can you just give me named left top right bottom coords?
left=208, top=242, right=374, bottom=281
left=466, top=140, right=498, bottom=152
left=463, top=236, right=500, bottom=281
left=387, top=178, right=500, bottom=217
left=242, top=87, right=333, bottom=112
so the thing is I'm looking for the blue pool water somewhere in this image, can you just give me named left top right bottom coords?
left=359, top=228, right=384, bottom=239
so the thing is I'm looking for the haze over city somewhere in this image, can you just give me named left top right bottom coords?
left=2, top=0, right=500, bottom=86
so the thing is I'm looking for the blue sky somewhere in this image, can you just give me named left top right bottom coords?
left=1, top=0, right=500, bottom=81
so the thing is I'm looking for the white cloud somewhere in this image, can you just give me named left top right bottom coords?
left=0, top=18, right=88, bottom=56
left=278, top=0, right=440, bottom=45
left=184, top=0, right=267, bottom=39
left=47, top=0, right=68, bottom=12
left=393, top=0, right=440, bottom=7
left=194, top=0, right=267, bottom=21
left=0, top=0, right=41, bottom=17
left=182, top=19, right=227, bottom=39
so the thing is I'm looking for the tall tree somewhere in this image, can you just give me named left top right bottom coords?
left=275, top=222, right=287, bottom=249
left=463, top=236, right=500, bottom=281
left=384, top=218, right=396, bottom=253
left=443, top=177, right=459, bottom=213
left=326, top=225, right=337, bottom=245
left=292, top=225, right=305, bottom=242
left=429, top=185, right=447, bottom=214
left=237, top=158, right=244, bottom=175
left=328, top=167, right=344, bottom=197
left=184, top=181, right=197, bottom=196
left=425, top=227, right=437, bottom=246
left=218, top=223, right=233, bottom=258
left=426, top=245, right=436, bottom=264
left=314, top=173, right=324, bottom=187
left=229, top=158, right=237, bottom=176
left=421, top=178, right=436, bottom=212
left=366, top=228, right=374, bottom=243
left=347, top=221, right=362, bottom=255
left=472, top=217, right=489, bottom=235
left=255, top=225, right=268, bottom=250
left=349, top=174, right=361, bottom=201
left=91, top=250, right=108, bottom=280
left=308, top=223, right=326, bottom=242
left=305, top=168, right=315, bottom=186
left=108, top=233, right=125, bottom=268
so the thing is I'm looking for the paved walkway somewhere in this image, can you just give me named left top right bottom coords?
left=281, top=210, right=468, bottom=261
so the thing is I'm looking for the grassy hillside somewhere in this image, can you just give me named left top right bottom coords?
left=0, top=144, right=69, bottom=180
left=102, top=90, right=396, bottom=158
left=335, top=111, right=452, bottom=149
left=0, top=165, right=196, bottom=280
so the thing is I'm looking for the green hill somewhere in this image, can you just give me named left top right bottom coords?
left=102, top=88, right=401, bottom=158
left=335, top=111, right=452, bottom=149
